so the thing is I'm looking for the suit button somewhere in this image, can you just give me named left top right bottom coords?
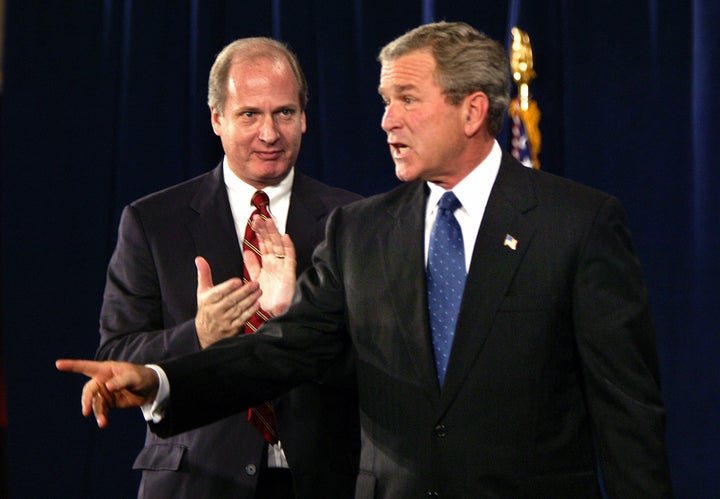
left=433, top=424, right=447, bottom=438
left=427, top=492, right=439, bottom=497
left=245, top=464, right=257, bottom=476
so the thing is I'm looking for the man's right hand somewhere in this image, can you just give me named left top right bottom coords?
left=55, top=359, right=159, bottom=428
left=195, top=216, right=296, bottom=348
left=194, top=257, right=262, bottom=348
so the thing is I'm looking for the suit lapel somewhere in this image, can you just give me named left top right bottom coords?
left=378, top=181, right=441, bottom=402
left=188, top=164, right=244, bottom=282
left=440, top=154, right=538, bottom=409
left=285, top=173, right=327, bottom=271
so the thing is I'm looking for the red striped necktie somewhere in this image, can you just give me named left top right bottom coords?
left=242, top=190, right=279, bottom=444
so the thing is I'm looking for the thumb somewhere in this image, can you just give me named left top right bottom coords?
left=195, top=256, right=214, bottom=294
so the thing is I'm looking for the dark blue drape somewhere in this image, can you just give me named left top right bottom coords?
left=1, top=1, right=718, bottom=497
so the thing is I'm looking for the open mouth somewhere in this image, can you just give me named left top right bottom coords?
left=390, top=143, right=410, bottom=158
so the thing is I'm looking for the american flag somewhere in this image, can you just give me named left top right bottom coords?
left=511, top=109, right=533, bottom=167
left=510, top=98, right=535, bottom=168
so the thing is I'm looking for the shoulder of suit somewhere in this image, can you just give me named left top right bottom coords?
left=512, top=163, right=619, bottom=219
left=333, top=180, right=420, bottom=219
left=129, top=169, right=217, bottom=210
left=293, top=171, right=363, bottom=204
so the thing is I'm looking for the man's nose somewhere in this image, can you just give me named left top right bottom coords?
left=380, top=103, right=400, bottom=132
left=258, top=115, right=280, bottom=143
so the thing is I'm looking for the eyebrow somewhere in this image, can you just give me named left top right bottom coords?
left=378, top=83, right=419, bottom=95
left=233, top=103, right=299, bottom=113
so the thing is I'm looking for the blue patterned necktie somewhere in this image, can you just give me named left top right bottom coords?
left=427, top=191, right=466, bottom=387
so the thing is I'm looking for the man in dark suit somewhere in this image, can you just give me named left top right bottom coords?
left=94, top=37, right=361, bottom=498
left=60, top=22, right=672, bottom=497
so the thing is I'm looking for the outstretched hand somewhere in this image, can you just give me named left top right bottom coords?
left=55, top=359, right=159, bottom=428
left=243, top=214, right=297, bottom=316
left=194, top=256, right=261, bottom=348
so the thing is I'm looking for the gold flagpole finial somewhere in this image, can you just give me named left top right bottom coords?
left=508, top=27, right=541, bottom=169
left=510, top=27, right=536, bottom=112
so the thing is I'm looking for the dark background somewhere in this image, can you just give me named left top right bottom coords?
left=1, top=1, right=718, bottom=497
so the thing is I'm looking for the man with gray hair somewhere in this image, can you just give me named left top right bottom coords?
left=93, top=37, right=361, bottom=498
left=61, top=22, right=671, bottom=497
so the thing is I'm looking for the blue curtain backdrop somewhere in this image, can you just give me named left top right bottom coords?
left=1, top=1, right=718, bottom=497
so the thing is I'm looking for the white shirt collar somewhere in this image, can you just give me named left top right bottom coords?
left=424, top=140, right=503, bottom=269
left=222, top=157, right=294, bottom=235
left=425, top=140, right=502, bottom=220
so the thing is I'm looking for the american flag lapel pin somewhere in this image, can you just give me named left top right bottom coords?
left=503, top=234, right=518, bottom=250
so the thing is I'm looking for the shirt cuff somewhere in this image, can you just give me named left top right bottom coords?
left=140, top=364, right=170, bottom=423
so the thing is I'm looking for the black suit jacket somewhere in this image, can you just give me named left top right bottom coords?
left=97, top=163, right=362, bottom=499
left=155, top=153, right=672, bottom=498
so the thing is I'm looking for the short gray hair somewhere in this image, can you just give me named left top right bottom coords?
left=208, top=37, right=308, bottom=114
left=378, top=21, right=510, bottom=136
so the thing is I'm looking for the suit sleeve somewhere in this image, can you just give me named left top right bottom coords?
left=96, top=204, right=200, bottom=364
left=573, top=196, right=672, bottom=497
left=151, top=207, right=353, bottom=436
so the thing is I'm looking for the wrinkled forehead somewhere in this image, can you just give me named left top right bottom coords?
left=378, top=50, right=438, bottom=94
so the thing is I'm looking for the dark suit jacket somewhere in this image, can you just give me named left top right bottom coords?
left=155, top=153, right=672, bottom=498
left=97, top=163, right=362, bottom=499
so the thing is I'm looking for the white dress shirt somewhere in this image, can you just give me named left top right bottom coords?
left=223, top=158, right=293, bottom=238
left=424, top=140, right=502, bottom=271
left=145, top=157, right=294, bottom=468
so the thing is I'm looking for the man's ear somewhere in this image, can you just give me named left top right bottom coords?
left=463, top=91, right=489, bottom=137
left=210, top=107, right=222, bottom=137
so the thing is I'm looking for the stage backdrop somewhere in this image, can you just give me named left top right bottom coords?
left=1, top=1, right=718, bottom=497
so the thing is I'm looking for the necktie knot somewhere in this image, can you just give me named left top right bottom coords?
left=251, top=190, right=270, bottom=214
left=437, top=191, right=461, bottom=213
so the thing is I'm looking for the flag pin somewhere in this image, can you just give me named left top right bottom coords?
left=503, top=234, right=518, bottom=250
